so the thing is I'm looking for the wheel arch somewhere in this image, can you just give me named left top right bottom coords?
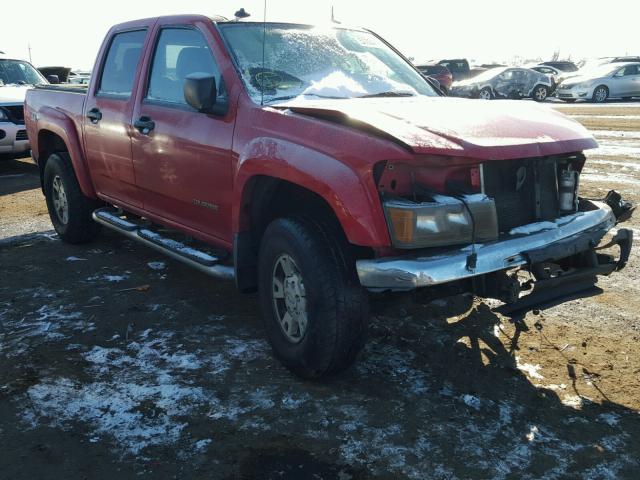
left=35, top=108, right=96, bottom=198
left=233, top=173, right=380, bottom=293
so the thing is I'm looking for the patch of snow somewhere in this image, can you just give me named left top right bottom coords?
left=526, top=425, right=539, bottom=442
left=509, top=221, right=558, bottom=236
left=147, top=261, right=166, bottom=271
left=22, top=377, right=207, bottom=456
left=193, top=439, right=212, bottom=451
left=597, top=413, right=620, bottom=426
left=66, top=256, right=87, bottom=262
left=461, top=394, right=482, bottom=411
left=516, top=357, right=544, bottom=380
left=562, top=395, right=584, bottom=409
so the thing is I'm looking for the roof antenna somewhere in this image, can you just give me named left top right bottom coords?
left=261, top=0, right=267, bottom=106
left=234, top=8, right=250, bottom=21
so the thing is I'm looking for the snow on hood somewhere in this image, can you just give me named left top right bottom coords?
left=278, top=96, right=598, bottom=160
left=0, top=85, right=31, bottom=105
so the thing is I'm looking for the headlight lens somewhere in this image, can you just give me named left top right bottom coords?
left=383, top=194, right=499, bottom=249
left=0, top=108, right=8, bottom=121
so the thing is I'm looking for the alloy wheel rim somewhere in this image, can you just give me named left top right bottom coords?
left=595, top=88, right=607, bottom=102
left=536, top=87, right=547, bottom=100
left=479, top=90, right=491, bottom=100
left=271, top=253, right=308, bottom=343
left=51, top=175, right=69, bottom=224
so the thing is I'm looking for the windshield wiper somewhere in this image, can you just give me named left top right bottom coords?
left=265, top=93, right=348, bottom=104
left=358, top=91, right=416, bottom=98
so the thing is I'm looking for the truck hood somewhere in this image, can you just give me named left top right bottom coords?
left=0, top=85, right=30, bottom=105
left=278, top=97, right=597, bottom=160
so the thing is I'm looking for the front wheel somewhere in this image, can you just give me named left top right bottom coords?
left=478, top=87, right=493, bottom=100
left=592, top=85, right=609, bottom=103
left=258, top=217, right=369, bottom=378
left=43, top=152, right=101, bottom=243
left=532, top=85, right=549, bottom=102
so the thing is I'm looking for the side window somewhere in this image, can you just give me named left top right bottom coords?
left=98, top=30, right=147, bottom=97
left=147, top=28, right=227, bottom=108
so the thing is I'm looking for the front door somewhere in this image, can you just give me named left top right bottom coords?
left=131, top=24, right=234, bottom=245
left=611, top=65, right=637, bottom=97
left=83, top=28, right=148, bottom=208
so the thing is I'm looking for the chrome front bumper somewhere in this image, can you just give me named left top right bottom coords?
left=0, top=121, right=30, bottom=156
left=357, top=202, right=617, bottom=291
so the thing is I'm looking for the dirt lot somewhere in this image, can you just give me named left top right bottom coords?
left=1, top=101, right=639, bottom=479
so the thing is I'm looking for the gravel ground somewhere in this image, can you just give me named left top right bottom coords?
left=1, top=101, right=639, bottom=479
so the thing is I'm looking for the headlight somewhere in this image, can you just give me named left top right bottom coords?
left=0, top=108, right=8, bottom=121
left=383, top=194, right=499, bottom=249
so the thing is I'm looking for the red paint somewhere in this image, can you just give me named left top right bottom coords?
left=25, top=14, right=599, bottom=252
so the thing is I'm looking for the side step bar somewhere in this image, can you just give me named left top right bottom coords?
left=93, top=208, right=235, bottom=281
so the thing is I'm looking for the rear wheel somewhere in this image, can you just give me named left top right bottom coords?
left=592, top=85, right=609, bottom=103
left=478, top=87, right=493, bottom=100
left=258, top=216, right=369, bottom=378
left=532, top=85, right=549, bottom=102
left=43, top=152, right=101, bottom=243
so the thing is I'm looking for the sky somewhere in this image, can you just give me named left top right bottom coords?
left=1, top=0, right=637, bottom=70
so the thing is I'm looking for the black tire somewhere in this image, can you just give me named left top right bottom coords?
left=258, top=216, right=369, bottom=378
left=561, top=99, right=577, bottom=103
left=478, top=87, right=493, bottom=100
left=43, top=152, right=101, bottom=244
left=531, top=85, right=549, bottom=102
left=591, top=85, right=609, bottom=103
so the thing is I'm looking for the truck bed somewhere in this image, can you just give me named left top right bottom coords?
left=25, top=85, right=88, bottom=162
left=34, top=84, right=88, bottom=94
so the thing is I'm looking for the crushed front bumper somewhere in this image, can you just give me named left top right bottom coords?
left=357, top=201, right=630, bottom=291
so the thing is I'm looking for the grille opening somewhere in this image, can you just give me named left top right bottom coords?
left=482, top=155, right=582, bottom=235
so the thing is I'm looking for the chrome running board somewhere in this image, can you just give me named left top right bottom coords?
left=92, top=208, right=234, bottom=280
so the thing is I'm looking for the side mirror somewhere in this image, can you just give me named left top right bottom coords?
left=184, top=73, right=217, bottom=113
left=47, top=75, right=60, bottom=84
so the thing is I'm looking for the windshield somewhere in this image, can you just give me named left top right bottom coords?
left=579, top=63, right=622, bottom=77
left=218, top=23, right=438, bottom=104
left=0, top=59, right=47, bottom=86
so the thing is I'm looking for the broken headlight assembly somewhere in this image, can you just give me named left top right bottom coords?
left=383, top=194, right=499, bottom=249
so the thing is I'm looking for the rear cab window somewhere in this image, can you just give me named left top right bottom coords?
left=98, top=30, right=147, bottom=98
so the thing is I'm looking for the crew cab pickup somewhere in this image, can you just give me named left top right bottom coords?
left=25, top=15, right=633, bottom=378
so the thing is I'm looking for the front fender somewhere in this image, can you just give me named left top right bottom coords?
left=36, top=107, right=96, bottom=198
left=234, top=137, right=391, bottom=248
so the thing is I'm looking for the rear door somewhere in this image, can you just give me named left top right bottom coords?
left=130, top=21, right=235, bottom=245
left=83, top=27, right=150, bottom=208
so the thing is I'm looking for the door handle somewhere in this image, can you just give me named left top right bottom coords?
left=86, top=108, right=102, bottom=124
left=134, top=116, right=155, bottom=135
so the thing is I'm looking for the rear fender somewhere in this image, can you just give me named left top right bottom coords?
left=234, top=137, right=390, bottom=247
left=36, top=107, right=96, bottom=198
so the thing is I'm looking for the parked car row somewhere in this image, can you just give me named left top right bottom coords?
left=417, top=56, right=640, bottom=103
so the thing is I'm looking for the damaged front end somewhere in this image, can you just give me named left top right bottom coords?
left=358, top=154, right=634, bottom=312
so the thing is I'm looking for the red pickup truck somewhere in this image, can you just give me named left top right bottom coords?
left=25, top=15, right=633, bottom=378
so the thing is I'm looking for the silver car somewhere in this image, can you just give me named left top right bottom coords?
left=556, top=62, right=640, bottom=103
left=449, top=67, right=554, bottom=101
